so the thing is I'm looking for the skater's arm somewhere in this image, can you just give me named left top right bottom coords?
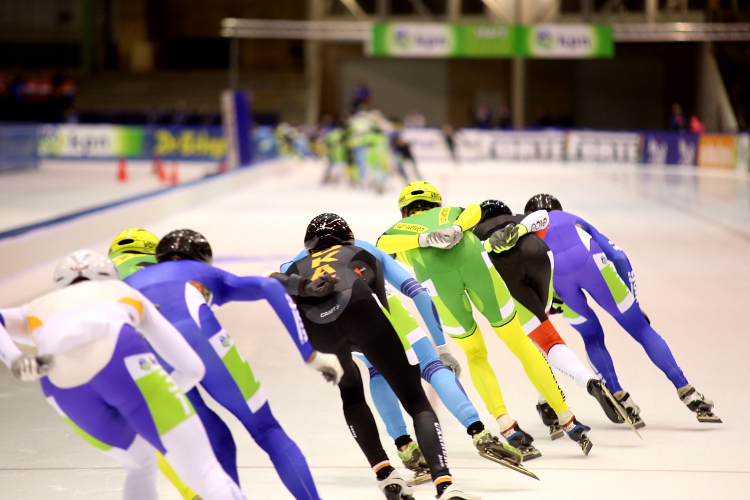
left=0, top=313, right=25, bottom=369
left=0, top=307, right=34, bottom=346
left=582, top=221, right=637, bottom=298
left=358, top=240, right=447, bottom=346
left=519, top=209, right=550, bottom=238
left=376, top=232, right=421, bottom=253
left=137, top=296, right=205, bottom=392
left=221, top=274, right=315, bottom=362
left=453, top=204, right=482, bottom=231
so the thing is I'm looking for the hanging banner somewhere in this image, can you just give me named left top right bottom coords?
left=370, top=23, right=513, bottom=58
left=515, top=24, right=613, bottom=58
left=370, top=23, right=613, bottom=58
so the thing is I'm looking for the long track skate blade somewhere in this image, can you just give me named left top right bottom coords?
left=630, top=416, right=646, bottom=429
left=549, top=426, right=564, bottom=441
left=578, top=437, right=593, bottom=456
left=696, top=411, right=723, bottom=423
left=601, top=384, right=643, bottom=439
left=478, top=451, right=540, bottom=480
left=519, top=447, right=542, bottom=461
left=408, top=470, right=432, bottom=486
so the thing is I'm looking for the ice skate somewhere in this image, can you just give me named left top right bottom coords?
left=535, top=402, right=564, bottom=440
left=562, top=417, right=593, bottom=456
left=587, top=380, right=642, bottom=439
left=472, top=430, right=539, bottom=480
left=678, top=385, right=722, bottom=423
left=397, top=441, right=431, bottom=485
left=378, top=469, right=415, bottom=500
left=500, top=423, right=542, bottom=461
left=437, top=483, right=482, bottom=500
left=615, top=391, right=646, bottom=429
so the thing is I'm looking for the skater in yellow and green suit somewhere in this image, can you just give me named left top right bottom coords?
left=376, top=181, right=594, bottom=458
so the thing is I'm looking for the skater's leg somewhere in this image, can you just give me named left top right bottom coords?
left=193, top=329, right=319, bottom=500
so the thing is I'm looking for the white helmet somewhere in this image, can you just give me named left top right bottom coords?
left=53, top=250, right=120, bottom=289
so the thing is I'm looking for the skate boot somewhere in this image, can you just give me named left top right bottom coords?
left=472, top=430, right=538, bottom=480
left=500, top=423, right=542, bottom=461
left=535, top=402, right=564, bottom=440
left=437, top=483, right=482, bottom=500
left=397, top=441, right=430, bottom=485
left=614, top=391, right=646, bottom=429
left=562, top=417, right=593, bottom=456
left=678, top=385, right=722, bottom=423
left=588, top=380, right=642, bottom=437
left=378, top=469, right=415, bottom=500
left=586, top=379, right=623, bottom=423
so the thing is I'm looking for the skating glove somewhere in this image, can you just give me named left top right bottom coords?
left=11, top=353, right=53, bottom=381
left=418, top=225, right=463, bottom=249
left=300, top=273, right=339, bottom=297
left=483, top=223, right=528, bottom=253
left=307, top=351, right=343, bottom=385
left=549, top=296, right=564, bottom=315
left=436, top=344, right=461, bottom=378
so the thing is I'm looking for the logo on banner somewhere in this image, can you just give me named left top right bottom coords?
left=647, top=139, right=667, bottom=165
left=521, top=24, right=611, bottom=58
left=387, top=24, right=453, bottom=57
left=678, top=139, right=696, bottom=165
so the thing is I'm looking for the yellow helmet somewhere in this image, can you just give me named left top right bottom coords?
left=398, top=181, right=442, bottom=213
left=109, top=228, right=160, bottom=256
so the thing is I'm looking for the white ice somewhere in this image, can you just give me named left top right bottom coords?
left=0, top=158, right=748, bottom=500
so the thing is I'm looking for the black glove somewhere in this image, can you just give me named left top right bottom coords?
left=299, top=272, right=339, bottom=297
left=550, top=296, right=564, bottom=315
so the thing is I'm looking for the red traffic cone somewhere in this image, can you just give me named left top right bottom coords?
left=169, top=161, right=179, bottom=186
left=117, top=158, right=128, bottom=182
left=157, top=159, right=167, bottom=183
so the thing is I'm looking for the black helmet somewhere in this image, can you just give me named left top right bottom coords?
left=479, top=199, right=513, bottom=223
left=156, top=229, right=213, bottom=264
left=524, top=193, right=562, bottom=214
left=304, top=213, right=355, bottom=254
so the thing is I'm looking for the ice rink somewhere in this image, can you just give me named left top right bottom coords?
left=0, top=158, right=748, bottom=500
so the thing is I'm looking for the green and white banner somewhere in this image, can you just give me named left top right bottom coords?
left=515, top=24, right=613, bottom=58
left=370, top=23, right=613, bottom=59
left=38, top=125, right=145, bottom=158
left=370, top=23, right=513, bottom=58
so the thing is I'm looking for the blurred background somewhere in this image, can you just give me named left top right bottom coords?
left=2, top=1, right=750, bottom=236
left=2, top=0, right=750, bottom=130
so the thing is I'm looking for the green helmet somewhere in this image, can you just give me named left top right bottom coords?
left=398, top=181, right=442, bottom=216
left=109, top=228, right=160, bottom=256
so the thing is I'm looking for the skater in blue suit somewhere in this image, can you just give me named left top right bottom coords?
left=125, top=229, right=343, bottom=500
left=524, top=194, right=721, bottom=426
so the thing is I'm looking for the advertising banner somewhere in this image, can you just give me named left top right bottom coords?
left=0, top=125, right=38, bottom=172
left=453, top=129, right=565, bottom=162
left=697, top=133, right=737, bottom=169
left=566, top=131, right=641, bottom=163
left=147, top=126, right=227, bottom=161
left=38, top=125, right=145, bottom=158
left=515, top=24, right=614, bottom=58
left=370, top=23, right=514, bottom=58
left=401, top=128, right=453, bottom=162
left=642, top=131, right=698, bottom=166
left=371, top=23, right=612, bottom=59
